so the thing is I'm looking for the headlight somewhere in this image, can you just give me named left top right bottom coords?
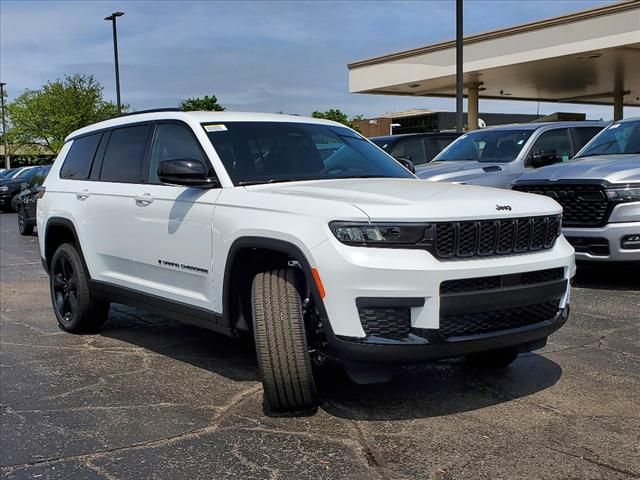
left=605, top=185, right=640, bottom=202
left=0, top=185, right=8, bottom=192
left=329, top=221, right=433, bottom=247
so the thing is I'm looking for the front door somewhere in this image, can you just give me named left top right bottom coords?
left=131, top=121, right=222, bottom=310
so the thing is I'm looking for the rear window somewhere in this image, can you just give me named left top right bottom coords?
left=573, top=127, right=604, bottom=151
left=100, top=125, right=151, bottom=183
left=60, top=133, right=102, bottom=180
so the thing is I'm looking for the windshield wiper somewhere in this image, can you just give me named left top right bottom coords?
left=238, top=178, right=299, bottom=186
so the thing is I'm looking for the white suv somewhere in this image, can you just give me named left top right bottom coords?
left=37, top=110, right=575, bottom=413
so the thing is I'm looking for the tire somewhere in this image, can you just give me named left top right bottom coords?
left=10, top=194, right=19, bottom=212
left=50, top=243, right=110, bottom=333
left=466, top=347, right=519, bottom=369
left=252, top=268, right=318, bottom=414
left=17, top=207, right=34, bottom=236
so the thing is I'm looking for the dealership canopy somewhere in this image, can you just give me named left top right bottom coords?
left=348, top=0, right=640, bottom=128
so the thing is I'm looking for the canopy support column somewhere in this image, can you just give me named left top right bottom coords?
left=467, top=83, right=480, bottom=131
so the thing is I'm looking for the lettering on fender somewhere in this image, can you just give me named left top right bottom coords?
left=157, top=259, right=209, bottom=274
left=495, top=204, right=512, bottom=211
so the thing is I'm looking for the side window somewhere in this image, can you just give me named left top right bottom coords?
left=573, top=127, right=604, bottom=152
left=29, top=168, right=45, bottom=188
left=390, top=138, right=426, bottom=164
left=529, top=129, right=573, bottom=164
left=425, top=137, right=457, bottom=163
left=60, top=133, right=102, bottom=180
left=100, top=125, right=151, bottom=183
left=148, top=123, right=206, bottom=184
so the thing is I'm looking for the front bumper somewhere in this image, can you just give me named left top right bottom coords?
left=0, top=193, right=13, bottom=208
left=564, top=222, right=640, bottom=262
left=325, top=307, right=569, bottom=365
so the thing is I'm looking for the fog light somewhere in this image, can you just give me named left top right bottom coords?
left=620, top=234, right=640, bottom=250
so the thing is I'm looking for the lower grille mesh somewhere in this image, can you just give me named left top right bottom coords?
left=358, top=307, right=411, bottom=339
left=439, top=301, right=560, bottom=338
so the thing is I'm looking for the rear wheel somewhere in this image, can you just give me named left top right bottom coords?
left=252, top=268, right=318, bottom=414
left=466, top=347, right=519, bottom=369
left=50, top=243, right=110, bottom=333
left=17, top=207, right=34, bottom=236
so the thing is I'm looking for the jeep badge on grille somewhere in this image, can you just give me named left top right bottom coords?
left=496, top=205, right=512, bottom=211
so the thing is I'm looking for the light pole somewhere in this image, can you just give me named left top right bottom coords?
left=104, top=11, right=125, bottom=113
left=455, top=0, right=463, bottom=133
left=0, top=82, right=9, bottom=169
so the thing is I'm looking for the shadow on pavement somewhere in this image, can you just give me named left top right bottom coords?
left=573, top=261, right=639, bottom=291
left=101, top=304, right=562, bottom=420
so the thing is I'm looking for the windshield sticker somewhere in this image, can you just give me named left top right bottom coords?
left=204, top=124, right=228, bottom=132
left=609, top=123, right=620, bottom=129
left=517, top=139, right=525, bottom=145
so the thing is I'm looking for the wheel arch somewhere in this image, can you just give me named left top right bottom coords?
left=43, top=217, right=86, bottom=274
left=222, top=236, right=328, bottom=328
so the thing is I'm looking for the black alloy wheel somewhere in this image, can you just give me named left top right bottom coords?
left=52, top=254, right=78, bottom=325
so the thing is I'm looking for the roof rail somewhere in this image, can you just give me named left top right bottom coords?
left=117, top=107, right=182, bottom=118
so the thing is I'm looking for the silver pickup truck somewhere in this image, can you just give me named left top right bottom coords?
left=513, top=117, right=640, bottom=263
left=416, top=122, right=605, bottom=188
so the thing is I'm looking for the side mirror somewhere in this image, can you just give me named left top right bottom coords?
left=158, top=159, right=219, bottom=188
left=394, top=155, right=416, bottom=173
left=531, top=150, right=559, bottom=168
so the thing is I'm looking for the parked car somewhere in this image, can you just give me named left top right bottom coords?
left=513, top=117, right=640, bottom=263
left=15, top=165, right=50, bottom=235
left=370, top=132, right=462, bottom=170
left=0, top=166, right=41, bottom=211
left=416, top=122, right=606, bottom=188
left=0, top=168, right=19, bottom=179
left=38, top=110, right=574, bottom=413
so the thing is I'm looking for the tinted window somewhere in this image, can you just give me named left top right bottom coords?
left=60, top=134, right=102, bottom=180
left=425, top=136, right=458, bottom=163
left=573, top=127, right=604, bottom=151
left=530, top=128, right=573, bottom=162
left=100, top=125, right=150, bottom=183
left=204, top=122, right=413, bottom=186
left=390, top=138, right=426, bottom=165
left=29, top=167, right=49, bottom=188
left=435, top=130, right=533, bottom=163
left=148, top=123, right=206, bottom=183
left=576, top=120, right=640, bottom=157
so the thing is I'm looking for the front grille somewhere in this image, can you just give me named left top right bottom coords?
left=566, top=236, right=610, bottom=256
left=513, top=184, right=610, bottom=227
left=439, top=301, right=560, bottom=339
left=440, top=267, right=564, bottom=294
left=432, top=215, right=560, bottom=260
left=358, top=307, right=411, bottom=339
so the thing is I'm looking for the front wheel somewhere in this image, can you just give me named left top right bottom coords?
left=466, top=347, right=519, bottom=369
left=252, top=268, right=318, bottom=414
left=17, top=207, right=34, bottom=236
left=50, top=243, right=110, bottom=333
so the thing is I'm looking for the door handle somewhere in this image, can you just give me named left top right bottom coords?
left=75, top=189, right=90, bottom=200
left=134, top=193, right=154, bottom=205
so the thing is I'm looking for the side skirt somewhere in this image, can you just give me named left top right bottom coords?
left=89, top=280, right=235, bottom=337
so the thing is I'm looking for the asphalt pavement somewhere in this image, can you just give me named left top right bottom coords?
left=1, top=212, right=638, bottom=479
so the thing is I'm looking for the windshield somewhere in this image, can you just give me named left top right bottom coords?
left=576, top=120, right=640, bottom=158
left=434, top=129, right=533, bottom=163
left=204, top=122, right=414, bottom=186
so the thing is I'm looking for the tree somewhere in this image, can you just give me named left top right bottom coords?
left=180, top=95, right=225, bottom=112
left=311, top=109, right=363, bottom=132
left=7, top=74, right=120, bottom=154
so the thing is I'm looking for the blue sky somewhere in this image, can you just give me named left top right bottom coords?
left=1, top=0, right=637, bottom=120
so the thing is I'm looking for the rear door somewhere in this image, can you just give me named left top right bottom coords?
left=79, top=124, right=152, bottom=286
left=525, top=127, right=573, bottom=167
left=131, top=121, right=222, bottom=309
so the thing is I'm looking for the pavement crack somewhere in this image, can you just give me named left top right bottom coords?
left=545, top=445, right=640, bottom=478
left=0, top=384, right=263, bottom=473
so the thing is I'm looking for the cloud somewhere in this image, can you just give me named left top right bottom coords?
left=1, top=0, right=636, bottom=120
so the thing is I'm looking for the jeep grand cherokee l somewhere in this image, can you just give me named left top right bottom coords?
left=37, top=110, right=575, bottom=413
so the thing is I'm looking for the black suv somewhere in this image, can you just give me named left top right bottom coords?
left=0, top=166, right=49, bottom=212
left=370, top=132, right=462, bottom=167
left=15, top=166, right=50, bottom=235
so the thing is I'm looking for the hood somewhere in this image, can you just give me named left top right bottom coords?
left=416, top=160, right=507, bottom=183
left=248, top=178, right=560, bottom=222
left=516, top=155, right=640, bottom=184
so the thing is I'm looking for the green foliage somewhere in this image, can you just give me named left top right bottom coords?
left=7, top=74, right=120, bottom=154
left=180, top=95, right=225, bottom=112
left=311, top=109, right=363, bottom=132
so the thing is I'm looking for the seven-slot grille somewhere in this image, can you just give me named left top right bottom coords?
left=512, top=184, right=610, bottom=227
left=432, top=215, right=560, bottom=259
